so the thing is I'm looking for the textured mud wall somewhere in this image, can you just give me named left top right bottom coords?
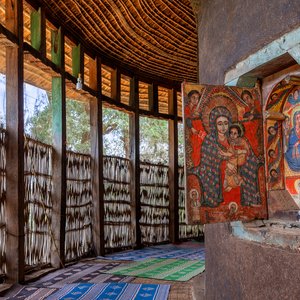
left=198, top=0, right=300, bottom=84
left=205, top=222, right=300, bottom=300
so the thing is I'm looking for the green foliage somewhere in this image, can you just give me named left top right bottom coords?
left=102, top=107, right=130, bottom=157
left=27, top=93, right=178, bottom=165
left=140, top=116, right=169, bottom=164
left=27, top=93, right=91, bottom=153
left=66, top=99, right=90, bottom=153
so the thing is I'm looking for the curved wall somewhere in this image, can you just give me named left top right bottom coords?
left=198, top=0, right=300, bottom=84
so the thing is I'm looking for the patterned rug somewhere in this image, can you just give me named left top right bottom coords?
left=45, top=282, right=170, bottom=300
left=3, top=284, right=56, bottom=300
left=103, top=258, right=205, bottom=281
left=101, top=243, right=205, bottom=261
left=29, top=262, right=133, bottom=288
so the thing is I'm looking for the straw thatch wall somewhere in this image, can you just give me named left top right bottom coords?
left=0, top=129, right=6, bottom=275
left=65, top=151, right=93, bottom=261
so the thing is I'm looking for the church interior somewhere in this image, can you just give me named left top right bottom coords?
left=0, top=0, right=300, bottom=299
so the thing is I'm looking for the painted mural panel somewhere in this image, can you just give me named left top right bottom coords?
left=283, top=85, right=300, bottom=200
left=265, top=77, right=300, bottom=202
left=265, top=119, right=285, bottom=190
left=183, top=83, right=267, bottom=224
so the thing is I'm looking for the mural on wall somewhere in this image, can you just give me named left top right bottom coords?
left=265, top=77, right=300, bottom=199
left=183, top=83, right=267, bottom=224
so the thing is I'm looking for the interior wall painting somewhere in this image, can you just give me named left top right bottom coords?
left=265, top=77, right=300, bottom=201
left=282, top=85, right=300, bottom=198
left=183, top=83, right=267, bottom=224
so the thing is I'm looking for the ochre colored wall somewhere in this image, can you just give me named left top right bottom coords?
left=198, top=0, right=300, bottom=84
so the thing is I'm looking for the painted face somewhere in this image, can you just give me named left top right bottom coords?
left=190, top=93, right=200, bottom=106
left=268, top=150, right=276, bottom=158
left=269, top=127, right=276, bottom=136
left=294, top=90, right=299, bottom=100
left=230, top=128, right=239, bottom=140
left=242, top=93, right=253, bottom=106
left=216, top=116, right=229, bottom=135
left=270, top=170, right=278, bottom=178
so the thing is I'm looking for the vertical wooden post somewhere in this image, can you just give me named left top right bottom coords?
left=72, top=43, right=83, bottom=81
left=148, top=83, right=158, bottom=113
left=168, top=89, right=179, bottom=243
left=89, top=57, right=97, bottom=91
left=90, top=56, right=105, bottom=256
left=40, top=7, right=46, bottom=57
left=129, top=76, right=141, bottom=249
left=51, top=29, right=66, bottom=268
left=5, top=0, right=25, bottom=283
left=51, top=27, right=62, bottom=67
left=30, top=8, right=41, bottom=51
left=111, top=68, right=120, bottom=102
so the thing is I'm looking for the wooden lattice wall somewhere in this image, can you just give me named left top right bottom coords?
left=103, top=156, right=132, bottom=250
left=140, top=163, right=170, bottom=244
left=65, top=151, right=93, bottom=261
left=24, top=137, right=52, bottom=268
left=0, top=129, right=6, bottom=275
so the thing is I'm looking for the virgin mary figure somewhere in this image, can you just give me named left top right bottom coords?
left=199, top=105, right=261, bottom=208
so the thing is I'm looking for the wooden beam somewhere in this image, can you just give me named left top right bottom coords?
left=72, top=43, right=81, bottom=78
left=40, top=7, right=46, bottom=57
left=51, top=75, right=67, bottom=268
left=168, top=89, right=179, bottom=243
left=111, top=67, right=121, bottom=102
left=5, top=0, right=18, bottom=35
left=89, top=57, right=97, bottom=91
left=90, top=56, right=105, bottom=256
left=51, top=27, right=62, bottom=67
left=148, top=83, right=158, bottom=113
left=5, top=0, right=25, bottom=283
left=129, top=76, right=141, bottom=249
left=30, top=8, right=41, bottom=51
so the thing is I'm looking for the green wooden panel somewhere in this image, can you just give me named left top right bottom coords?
left=51, top=28, right=62, bottom=67
left=52, top=77, right=62, bottom=136
left=72, top=44, right=81, bottom=77
left=30, top=8, right=41, bottom=50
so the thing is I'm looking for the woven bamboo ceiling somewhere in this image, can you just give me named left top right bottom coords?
left=38, top=0, right=198, bottom=83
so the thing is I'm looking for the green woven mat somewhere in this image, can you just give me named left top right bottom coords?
left=104, top=258, right=205, bottom=281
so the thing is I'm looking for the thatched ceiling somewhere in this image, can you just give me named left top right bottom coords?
left=37, top=0, right=198, bottom=83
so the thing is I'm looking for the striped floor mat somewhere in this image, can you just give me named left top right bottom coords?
left=29, top=262, right=133, bottom=288
left=103, top=258, right=205, bottom=281
left=45, top=282, right=170, bottom=300
left=100, top=243, right=205, bottom=261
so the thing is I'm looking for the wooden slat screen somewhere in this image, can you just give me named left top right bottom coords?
left=178, top=167, right=203, bottom=239
left=65, top=151, right=93, bottom=261
left=0, top=129, right=6, bottom=275
left=103, top=156, right=132, bottom=250
left=140, top=163, right=169, bottom=244
left=24, top=137, right=53, bottom=268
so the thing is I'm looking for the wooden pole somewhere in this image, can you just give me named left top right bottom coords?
left=168, top=88, right=179, bottom=243
left=129, top=76, right=141, bottom=249
left=90, top=56, right=105, bottom=255
left=51, top=29, right=66, bottom=268
left=5, top=0, right=25, bottom=283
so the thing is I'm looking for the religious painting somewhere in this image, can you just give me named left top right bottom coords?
left=265, top=119, right=285, bottom=190
left=265, top=76, right=300, bottom=202
left=183, top=83, right=267, bottom=224
left=283, top=85, right=300, bottom=199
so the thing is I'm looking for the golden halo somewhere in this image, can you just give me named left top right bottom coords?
left=202, top=94, right=238, bottom=133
